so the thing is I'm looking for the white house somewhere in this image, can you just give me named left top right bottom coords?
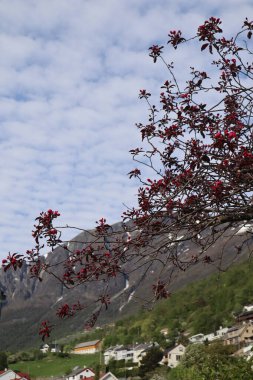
left=189, top=333, right=205, bottom=344
left=104, top=347, right=116, bottom=365
left=0, top=370, right=30, bottom=380
left=103, top=345, right=134, bottom=365
left=40, top=343, right=61, bottom=353
left=103, top=342, right=158, bottom=366
left=40, top=343, right=50, bottom=353
left=66, top=367, right=95, bottom=380
left=166, top=344, right=186, bottom=368
left=113, top=346, right=134, bottom=362
left=214, top=326, right=229, bottom=339
left=99, top=373, right=118, bottom=380
left=133, top=343, right=159, bottom=366
left=203, top=332, right=215, bottom=342
left=190, top=326, right=229, bottom=344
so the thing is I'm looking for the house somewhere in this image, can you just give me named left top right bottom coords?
left=223, top=322, right=253, bottom=346
left=236, top=310, right=253, bottom=323
left=104, top=347, right=115, bottom=364
left=189, top=333, right=205, bottom=344
left=50, top=343, right=61, bottom=353
left=166, top=344, right=186, bottom=368
left=40, top=343, right=50, bottom=353
left=203, top=326, right=229, bottom=342
left=0, top=370, right=30, bottom=380
left=112, top=346, right=133, bottom=362
left=214, top=326, right=229, bottom=339
left=66, top=367, right=95, bottom=380
left=103, top=342, right=159, bottom=366
left=132, top=342, right=159, bottom=366
left=73, top=340, right=101, bottom=354
left=103, top=345, right=133, bottom=365
left=99, top=373, right=118, bottom=380
left=40, top=343, right=61, bottom=353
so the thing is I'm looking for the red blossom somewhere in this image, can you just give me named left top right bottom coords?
left=95, top=218, right=111, bottom=234
left=139, top=89, right=151, bottom=99
left=148, top=45, right=164, bottom=62
left=39, top=320, right=53, bottom=341
left=128, top=168, right=141, bottom=178
left=2, top=253, right=23, bottom=272
left=168, top=30, right=185, bottom=49
left=56, top=302, right=83, bottom=319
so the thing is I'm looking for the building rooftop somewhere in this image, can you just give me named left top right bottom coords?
left=74, top=340, right=100, bottom=349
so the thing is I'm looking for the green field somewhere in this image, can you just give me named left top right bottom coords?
left=9, top=353, right=101, bottom=378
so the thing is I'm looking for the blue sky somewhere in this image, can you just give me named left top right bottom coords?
left=0, top=0, right=252, bottom=259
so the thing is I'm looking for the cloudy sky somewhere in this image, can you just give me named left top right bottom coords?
left=0, top=0, right=252, bottom=260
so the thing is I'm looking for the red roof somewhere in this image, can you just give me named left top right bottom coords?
left=17, top=372, right=30, bottom=380
left=0, top=370, right=30, bottom=380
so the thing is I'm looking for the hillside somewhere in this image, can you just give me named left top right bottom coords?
left=74, top=258, right=253, bottom=349
left=8, top=258, right=253, bottom=380
left=0, top=221, right=252, bottom=350
left=53, top=258, right=253, bottom=350
left=103, top=258, right=253, bottom=347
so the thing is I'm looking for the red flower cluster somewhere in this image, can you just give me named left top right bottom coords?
left=198, top=17, right=222, bottom=42
left=168, top=30, right=185, bottom=49
left=39, top=321, right=53, bottom=341
left=95, top=218, right=111, bottom=234
left=148, top=45, right=164, bottom=62
left=56, top=302, right=83, bottom=319
left=2, top=253, right=23, bottom=272
left=32, top=209, right=61, bottom=248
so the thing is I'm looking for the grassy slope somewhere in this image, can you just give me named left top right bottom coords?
left=9, top=353, right=100, bottom=378
left=9, top=259, right=253, bottom=377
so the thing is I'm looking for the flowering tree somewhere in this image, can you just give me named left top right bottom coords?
left=2, top=17, right=253, bottom=339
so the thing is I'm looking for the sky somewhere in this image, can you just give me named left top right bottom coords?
left=0, top=0, right=252, bottom=260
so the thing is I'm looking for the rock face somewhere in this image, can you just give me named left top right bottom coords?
left=0, top=221, right=252, bottom=350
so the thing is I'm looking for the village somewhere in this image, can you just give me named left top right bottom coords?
left=1, top=304, right=253, bottom=380
left=101, top=304, right=253, bottom=368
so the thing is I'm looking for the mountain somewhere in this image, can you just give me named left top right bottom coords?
left=0, top=221, right=252, bottom=351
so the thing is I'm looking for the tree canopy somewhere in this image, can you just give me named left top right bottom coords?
left=169, top=342, right=253, bottom=380
left=2, top=17, right=253, bottom=337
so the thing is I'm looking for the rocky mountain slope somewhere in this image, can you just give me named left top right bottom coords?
left=0, top=221, right=252, bottom=351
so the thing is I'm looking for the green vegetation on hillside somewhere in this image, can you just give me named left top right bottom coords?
left=54, top=259, right=253, bottom=350
left=101, top=259, right=253, bottom=347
